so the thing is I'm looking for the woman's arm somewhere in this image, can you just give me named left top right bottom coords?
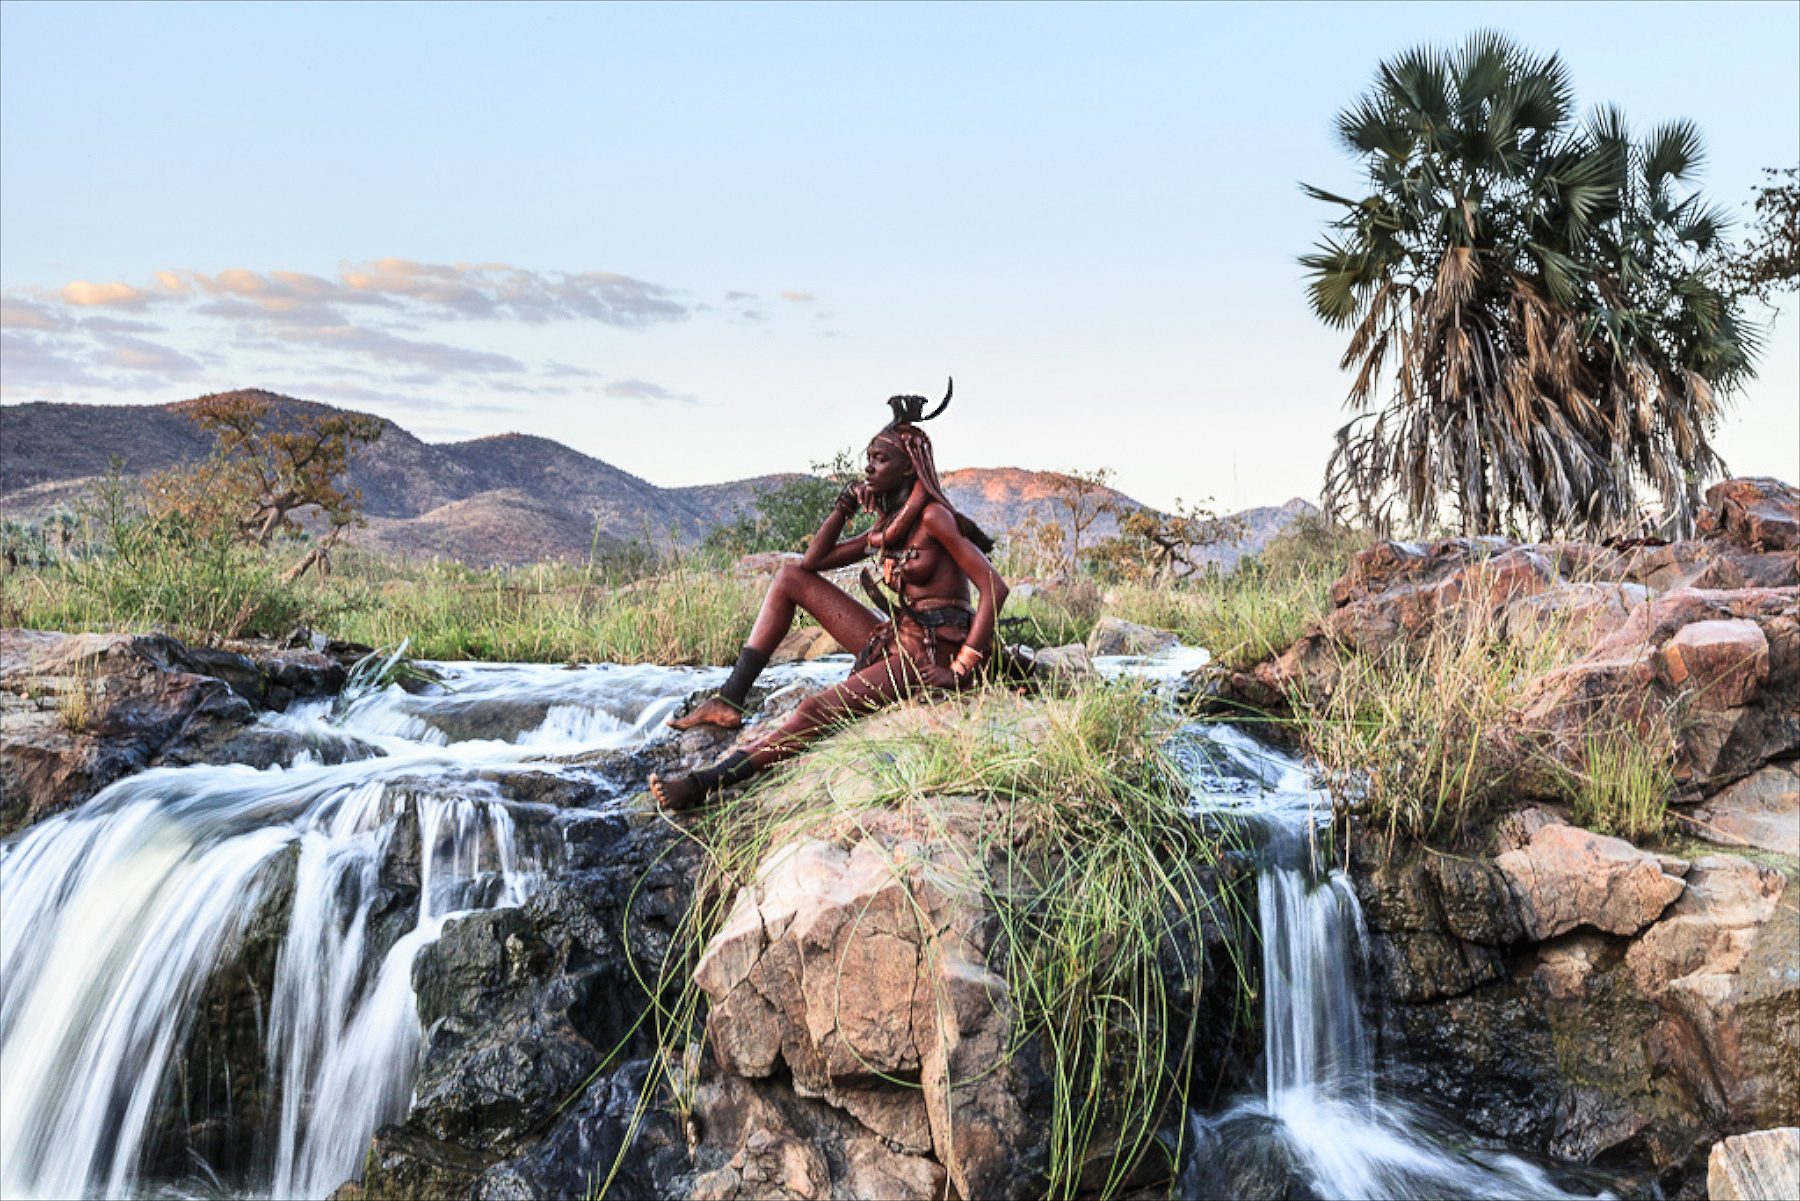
left=798, top=486, right=873, bottom=571
left=920, top=504, right=1009, bottom=679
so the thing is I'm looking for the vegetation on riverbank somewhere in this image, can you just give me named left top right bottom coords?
left=1271, top=571, right=1677, bottom=846
left=620, top=681, right=1250, bottom=1199
left=1, top=491, right=1352, bottom=669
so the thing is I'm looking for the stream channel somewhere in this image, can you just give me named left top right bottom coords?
left=3, top=651, right=1611, bottom=1199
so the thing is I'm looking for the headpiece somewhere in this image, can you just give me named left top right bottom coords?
left=885, top=378, right=952, bottom=428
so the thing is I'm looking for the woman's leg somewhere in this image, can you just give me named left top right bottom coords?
left=670, top=564, right=881, bottom=730
left=650, top=657, right=917, bottom=810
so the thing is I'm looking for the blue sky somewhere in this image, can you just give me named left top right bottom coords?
left=3, top=0, right=1795, bottom=512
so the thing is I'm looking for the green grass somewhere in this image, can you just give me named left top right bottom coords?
left=1567, top=729, right=1674, bottom=841
left=614, top=682, right=1250, bottom=1200
left=1283, top=569, right=1680, bottom=847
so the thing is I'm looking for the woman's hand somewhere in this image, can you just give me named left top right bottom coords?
left=917, top=662, right=960, bottom=690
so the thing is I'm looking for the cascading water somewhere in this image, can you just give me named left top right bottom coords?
left=0, top=657, right=840, bottom=1200
left=1177, top=727, right=1601, bottom=1201
left=5, top=641, right=1615, bottom=1200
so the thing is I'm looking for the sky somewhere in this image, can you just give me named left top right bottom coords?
left=2, top=0, right=1796, bottom=514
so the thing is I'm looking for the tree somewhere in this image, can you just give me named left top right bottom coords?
left=1050, top=467, right=1116, bottom=578
left=1090, top=500, right=1245, bottom=583
left=705, top=449, right=866, bottom=556
left=1725, top=166, right=1800, bottom=305
left=1302, top=32, right=1758, bottom=538
left=151, top=393, right=384, bottom=580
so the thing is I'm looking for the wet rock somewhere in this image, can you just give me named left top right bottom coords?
left=1087, top=616, right=1179, bottom=657
left=1707, top=1127, right=1800, bottom=1201
left=1181, top=1111, right=1317, bottom=1201
left=1354, top=823, right=1800, bottom=1197
left=0, top=628, right=360, bottom=836
left=350, top=1125, right=500, bottom=1201
left=472, top=1058, right=687, bottom=1201
left=354, top=814, right=700, bottom=1190
left=1494, top=822, right=1686, bottom=939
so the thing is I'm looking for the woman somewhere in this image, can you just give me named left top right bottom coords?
left=649, top=382, right=1008, bottom=811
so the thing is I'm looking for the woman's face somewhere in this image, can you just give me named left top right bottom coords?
left=865, top=439, right=915, bottom=494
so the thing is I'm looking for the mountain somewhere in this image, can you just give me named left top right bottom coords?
left=0, top=391, right=1312, bottom=566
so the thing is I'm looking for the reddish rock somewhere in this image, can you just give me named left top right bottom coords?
left=1494, top=822, right=1686, bottom=939
left=1698, top=478, right=1800, bottom=553
left=1655, top=620, right=1771, bottom=709
left=1684, top=762, right=1800, bottom=857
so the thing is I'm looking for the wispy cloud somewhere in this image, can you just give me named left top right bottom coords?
left=604, top=378, right=697, bottom=405
left=0, top=258, right=792, bottom=414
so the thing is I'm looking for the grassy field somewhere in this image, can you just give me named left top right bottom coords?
left=2, top=518, right=1349, bottom=670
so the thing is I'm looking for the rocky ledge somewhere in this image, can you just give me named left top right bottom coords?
left=0, top=627, right=372, bottom=836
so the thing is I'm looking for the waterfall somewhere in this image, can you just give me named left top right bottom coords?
left=1178, top=728, right=1600, bottom=1201
left=0, top=658, right=750, bottom=1201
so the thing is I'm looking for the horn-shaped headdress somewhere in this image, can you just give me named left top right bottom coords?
left=885, top=377, right=952, bottom=427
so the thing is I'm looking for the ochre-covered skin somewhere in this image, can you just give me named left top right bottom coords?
left=652, top=390, right=1008, bottom=812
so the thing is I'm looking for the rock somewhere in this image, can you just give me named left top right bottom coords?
left=1503, top=581, right=1652, bottom=654
left=351, top=815, right=702, bottom=1189
left=1623, top=857, right=1797, bottom=1131
left=1028, top=643, right=1097, bottom=687
left=764, top=626, right=844, bottom=664
left=1656, top=620, right=1771, bottom=709
left=1698, top=478, right=1800, bottom=554
left=689, top=1072, right=945, bottom=1201
left=1086, top=616, right=1178, bottom=658
left=692, top=799, right=1046, bottom=1201
left=1708, top=1127, right=1800, bottom=1201
left=1495, top=821, right=1686, bottom=939
left=1684, top=762, right=1800, bottom=857
left=1353, top=823, right=1800, bottom=1197
left=472, top=1058, right=687, bottom=1201
left=352, top=1125, right=500, bottom=1201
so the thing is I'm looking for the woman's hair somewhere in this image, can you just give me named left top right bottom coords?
left=869, top=422, right=995, bottom=555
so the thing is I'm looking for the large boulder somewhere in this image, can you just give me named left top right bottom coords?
left=1697, top=479, right=1800, bottom=554
left=1494, top=822, right=1687, bottom=940
left=691, top=797, right=1044, bottom=1201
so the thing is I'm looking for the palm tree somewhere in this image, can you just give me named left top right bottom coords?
left=1302, top=32, right=1758, bottom=538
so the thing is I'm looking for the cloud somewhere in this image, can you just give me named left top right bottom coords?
left=283, top=323, right=527, bottom=375
left=335, top=259, right=689, bottom=326
left=725, top=290, right=758, bottom=302
left=80, top=315, right=166, bottom=335
left=60, top=279, right=167, bottom=309
left=0, top=329, right=114, bottom=392
left=97, top=336, right=204, bottom=376
left=604, top=377, right=696, bottom=405
left=780, top=290, right=816, bottom=303
left=0, top=298, right=71, bottom=331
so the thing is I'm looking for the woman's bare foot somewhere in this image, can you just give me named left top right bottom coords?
left=667, top=695, right=745, bottom=731
left=649, top=771, right=707, bottom=812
